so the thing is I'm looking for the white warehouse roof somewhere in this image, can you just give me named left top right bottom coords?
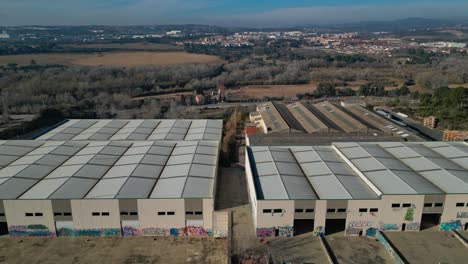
left=0, top=140, right=219, bottom=200
left=36, top=119, right=223, bottom=141
left=248, top=142, right=468, bottom=200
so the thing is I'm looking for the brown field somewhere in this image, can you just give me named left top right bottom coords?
left=0, top=52, right=225, bottom=67
left=63, top=42, right=182, bottom=51
left=227, top=84, right=319, bottom=99
left=0, top=236, right=228, bottom=264
left=228, top=81, right=378, bottom=99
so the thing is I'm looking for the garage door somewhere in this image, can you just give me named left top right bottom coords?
left=186, top=220, right=203, bottom=227
left=122, top=220, right=140, bottom=236
left=122, top=220, right=139, bottom=228
left=56, top=221, right=74, bottom=237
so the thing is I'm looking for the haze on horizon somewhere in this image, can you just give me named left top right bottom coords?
left=1, top=0, right=468, bottom=27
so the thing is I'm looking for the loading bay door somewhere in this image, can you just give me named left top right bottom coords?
left=0, top=222, right=7, bottom=235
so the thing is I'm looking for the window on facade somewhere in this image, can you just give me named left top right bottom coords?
left=327, top=208, right=335, bottom=213
left=263, top=209, right=272, bottom=213
left=273, top=209, right=283, bottom=213
left=370, top=208, right=379, bottom=213
left=186, top=211, right=194, bottom=215
left=130, top=212, right=138, bottom=216
left=194, top=211, right=203, bottom=215
left=456, top=203, right=464, bottom=207
left=120, top=212, right=129, bottom=216
left=434, top=203, right=443, bottom=207
left=295, top=209, right=304, bottom=213
left=54, top=212, right=62, bottom=216
left=92, top=212, right=100, bottom=216
left=158, top=212, right=166, bottom=215
left=402, top=203, right=411, bottom=208
left=391, top=203, right=400, bottom=208
left=167, top=212, right=175, bottom=215
left=359, top=208, right=368, bottom=213
left=337, top=208, right=346, bottom=213
left=306, top=208, right=315, bottom=213
left=64, top=212, right=72, bottom=216
left=0, top=213, right=5, bottom=217
left=35, top=213, right=43, bottom=216
left=25, top=213, right=34, bottom=217
left=424, top=203, right=433, bottom=207
left=101, top=212, right=110, bottom=216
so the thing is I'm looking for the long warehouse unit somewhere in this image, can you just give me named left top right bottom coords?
left=246, top=141, right=468, bottom=237
left=0, top=119, right=228, bottom=238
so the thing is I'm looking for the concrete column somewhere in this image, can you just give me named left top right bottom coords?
left=314, top=200, right=327, bottom=235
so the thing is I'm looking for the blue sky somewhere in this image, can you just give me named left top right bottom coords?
left=1, top=0, right=468, bottom=26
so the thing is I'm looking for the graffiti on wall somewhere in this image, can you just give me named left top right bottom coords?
left=277, top=226, right=293, bottom=237
left=380, top=223, right=399, bottom=231
left=405, top=222, right=420, bottom=231
left=186, top=226, right=208, bottom=236
left=124, top=226, right=221, bottom=237
left=313, top=226, right=325, bottom=237
left=57, top=228, right=121, bottom=237
left=256, top=228, right=275, bottom=237
left=142, top=228, right=169, bottom=236
left=9, top=225, right=55, bottom=237
left=348, top=221, right=372, bottom=228
left=376, top=231, right=405, bottom=264
left=366, top=228, right=376, bottom=237
left=404, top=207, right=415, bottom=222
left=122, top=226, right=141, bottom=236
left=345, top=228, right=361, bottom=235
left=440, top=220, right=462, bottom=232
left=456, top=212, right=468, bottom=218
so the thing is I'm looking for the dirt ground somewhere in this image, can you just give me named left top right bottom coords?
left=63, top=42, right=182, bottom=51
left=230, top=206, right=329, bottom=264
left=228, top=84, right=320, bottom=99
left=458, top=231, right=468, bottom=241
left=385, top=231, right=468, bottom=264
left=0, top=52, right=224, bottom=67
left=326, top=236, right=393, bottom=264
left=0, top=236, right=227, bottom=264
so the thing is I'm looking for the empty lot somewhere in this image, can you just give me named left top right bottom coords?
left=385, top=231, right=468, bottom=264
left=0, top=52, right=224, bottom=67
left=326, top=236, right=393, bottom=264
left=0, top=236, right=228, bottom=264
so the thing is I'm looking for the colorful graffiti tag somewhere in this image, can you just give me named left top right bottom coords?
left=380, top=223, right=399, bottom=231
left=366, top=228, right=377, bottom=237
left=440, top=220, right=462, bottom=232
left=313, top=226, right=325, bottom=236
left=122, top=226, right=141, bottom=236
left=186, top=226, right=208, bottom=236
left=277, top=226, right=293, bottom=237
left=9, top=225, right=55, bottom=237
left=57, top=228, right=121, bottom=237
left=256, top=228, right=275, bottom=237
left=124, top=226, right=220, bottom=237
left=404, top=207, right=415, bottom=222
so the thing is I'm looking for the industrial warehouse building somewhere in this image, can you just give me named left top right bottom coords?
left=246, top=141, right=468, bottom=237
left=250, top=101, right=423, bottom=142
left=0, top=119, right=228, bottom=237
